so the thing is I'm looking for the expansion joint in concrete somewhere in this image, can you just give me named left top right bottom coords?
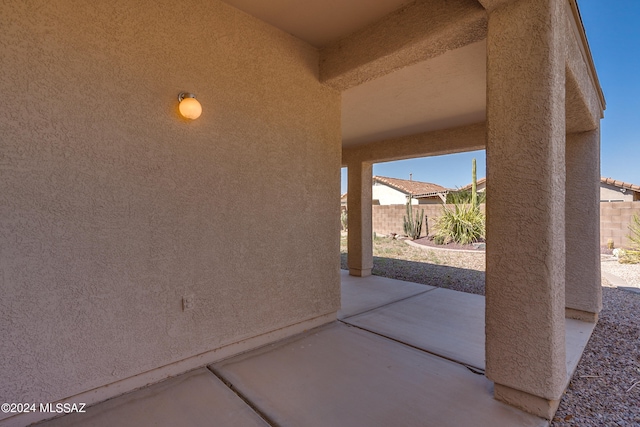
left=208, top=366, right=280, bottom=427
left=341, top=320, right=485, bottom=374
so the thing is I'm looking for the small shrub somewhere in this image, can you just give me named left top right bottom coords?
left=340, top=210, right=348, bottom=231
left=433, top=234, right=446, bottom=245
left=619, top=251, right=640, bottom=264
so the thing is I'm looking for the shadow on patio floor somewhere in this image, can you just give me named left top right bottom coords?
left=36, top=271, right=596, bottom=427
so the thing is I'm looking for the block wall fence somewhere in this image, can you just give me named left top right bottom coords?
left=365, top=202, right=640, bottom=248
left=600, top=202, right=640, bottom=248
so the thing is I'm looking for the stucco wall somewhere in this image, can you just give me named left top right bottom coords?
left=0, top=0, right=340, bottom=407
left=372, top=184, right=415, bottom=205
left=600, top=184, right=635, bottom=202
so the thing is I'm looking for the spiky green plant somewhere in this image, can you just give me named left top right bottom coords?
left=628, top=213, right=640, bottom=248
left=471, top=158, right=478, bottom=209
left=619, top=213, right=640, bottom=264
left=403, top=195, right=424, bottom=240
left=433, top=203, right=485, bottom=245
left=434, top=158, right=485, bottom=245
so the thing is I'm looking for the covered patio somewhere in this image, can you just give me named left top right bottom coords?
left=1, top=0, right=605, bottom=425
left=37, top=271, right=594, bottom=427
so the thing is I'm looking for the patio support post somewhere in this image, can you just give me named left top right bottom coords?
left=347, top=161, right=373, bottom=277
left=485, top=0, right=567, bottom=419
left=565, top=129, right=602, bottom=322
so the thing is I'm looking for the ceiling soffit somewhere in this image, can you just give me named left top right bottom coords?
left=342, top=41, right=487, bottom=148
left=219, top=0, right=489, bottom=149
left=219, top=0, right=413, bottom=48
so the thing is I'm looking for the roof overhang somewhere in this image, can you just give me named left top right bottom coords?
left=219, top=0, right=605, bottom=152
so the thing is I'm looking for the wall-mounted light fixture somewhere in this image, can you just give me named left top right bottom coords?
left=178, top=92, right=202, bottom=120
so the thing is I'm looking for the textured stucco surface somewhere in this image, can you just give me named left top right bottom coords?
left=0, top=0, right=340, bottom=407
left=341, top=41, right=487, bottom=146
left=565, top=130, right=602, bottom=316
left=319, top=0, right=486, bottom=91
left=342, top=122, right=486, bottom=165
left=485, top=0, right=567, bottom=403
left=600, top=185, right=636, bottom=202
left=347, top=162, right=373, bottom=276
left=563, top=0, right=604, bottom=130
left=564, top=21, right=599, bottom=134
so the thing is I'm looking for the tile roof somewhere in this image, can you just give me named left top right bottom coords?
left=457, top=177, right=640, bottom=194
left=459, top=177, right=486, bottom=192
left=601, top=177, right=640, bottom=193
left=373, top=176, right=449, bottom=197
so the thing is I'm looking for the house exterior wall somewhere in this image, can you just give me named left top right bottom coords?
left=0, top=0, right=340, bottom=410
left=372, top=183, right=415, bottom=205
left=600, top=183, right=636, bottom=202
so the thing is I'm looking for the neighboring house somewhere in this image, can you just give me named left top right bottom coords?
left=373, top=176, right=449, bottom=205
left=341, top=176, right=450, bottom=206
left=600, top=177, right=640, bottom=202
left=459, top=177, right=487, bottom=193
left=458, top=176, right=640, bottom=202
left=340, top=192, right=348, bottom=208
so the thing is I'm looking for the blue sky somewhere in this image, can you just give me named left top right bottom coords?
left=341, top=0, right=640, bottom=193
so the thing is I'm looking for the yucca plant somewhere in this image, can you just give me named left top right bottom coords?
left=433, top=202, right=485, bottom=245
left=434, top=158, right=485, bottom=245
left=340, top=209, right=348, bottom=231
left=619, top=213, right=640, bottom=264
left=403, top=195, right=424, bottom=240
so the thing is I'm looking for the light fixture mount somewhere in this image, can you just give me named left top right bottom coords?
left=177, top=92, right=202, bottom=120
left=178, top=92, right=196, bottom=102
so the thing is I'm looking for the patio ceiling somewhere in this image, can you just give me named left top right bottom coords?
left=220, top=0, right=488, bottom=148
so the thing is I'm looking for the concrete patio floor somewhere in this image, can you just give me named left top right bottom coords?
left=37, top=270, right=596, bottom=427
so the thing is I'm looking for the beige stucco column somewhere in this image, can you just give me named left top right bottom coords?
left=565, top=129, right=602, bottom=322
left=347, top=161, right=373, bottom=277
left=485, top=0, right=567, bottom=419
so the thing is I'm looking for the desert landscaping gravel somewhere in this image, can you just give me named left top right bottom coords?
left=340, top=236, right=640, bottom=425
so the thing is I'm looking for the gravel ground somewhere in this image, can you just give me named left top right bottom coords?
left=602, top=255, right=640, bottom=287
left=340, top=237, right=640, bottom=425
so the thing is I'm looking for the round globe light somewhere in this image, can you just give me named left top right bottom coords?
left=178, top=93, right=202, bottom=120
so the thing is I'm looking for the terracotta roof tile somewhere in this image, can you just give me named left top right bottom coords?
left=460, top=177, right=486, bottom=191
left=601, top=177, right=640, bottom=193
left=373, top=176, right=449, bottom=197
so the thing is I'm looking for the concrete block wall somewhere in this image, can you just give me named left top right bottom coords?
left=372, top=204, right=448, bottom=237
left=370, top=201, right=640, bottom=248
left=600, top=202, right=640, bottom=248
